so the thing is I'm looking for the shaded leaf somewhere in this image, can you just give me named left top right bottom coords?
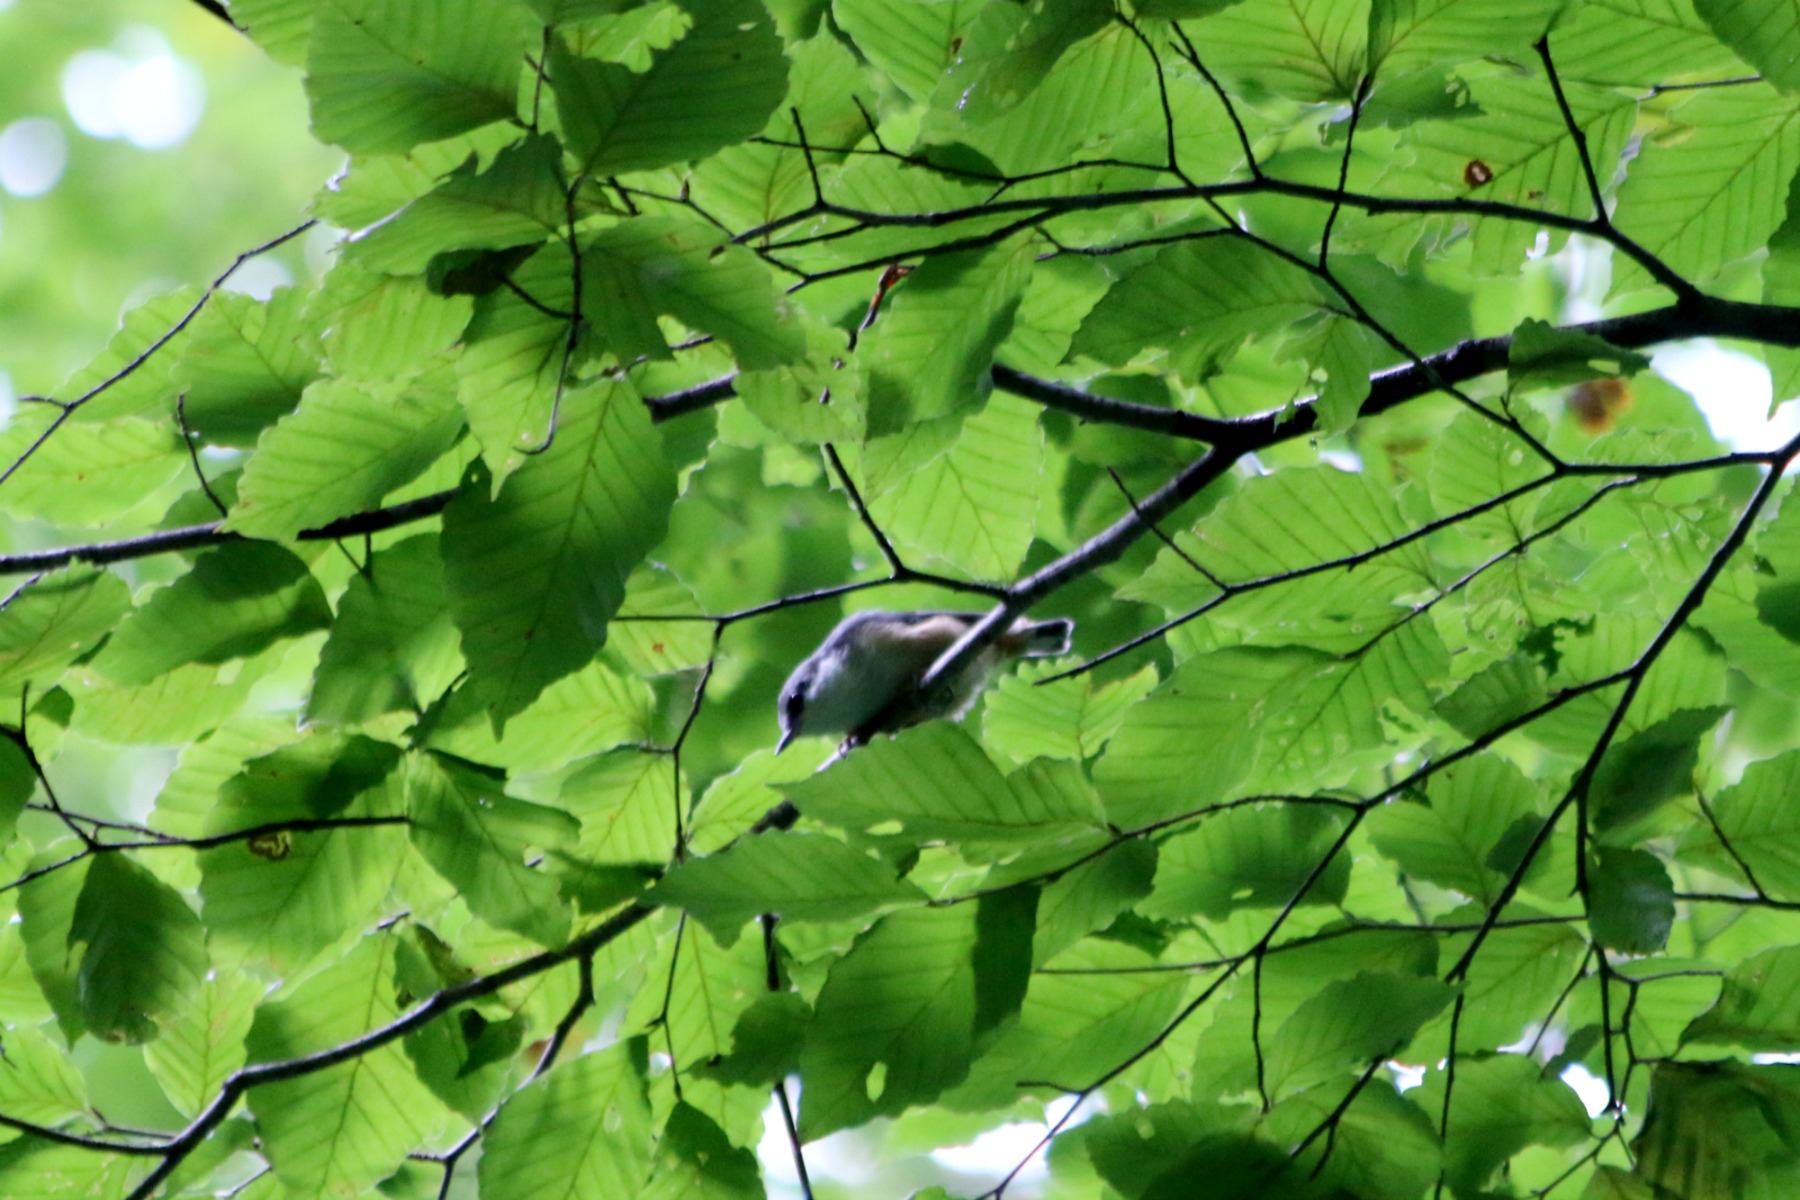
left=442, top=377, right=675, bottom=724
left=407, top=751, right=578, bottom=947
left=653, top=831, right=925, bottom=946
left=306, top=0, right=529, bottom=154
left=92, top=542, right=331, bottom=685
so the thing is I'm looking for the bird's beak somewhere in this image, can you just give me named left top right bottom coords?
left=775, top=727, right=796, bottom=755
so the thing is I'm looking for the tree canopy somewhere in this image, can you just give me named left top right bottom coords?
left=6, top=0, right=1800, bottom=1196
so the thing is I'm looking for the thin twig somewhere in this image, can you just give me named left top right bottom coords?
left=0, top=220, right=314, bottom=497
left=174, top=392, right=228, bottom=518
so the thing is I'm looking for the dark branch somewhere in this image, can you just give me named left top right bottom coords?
left=123, top=903, right=657, bottom=1200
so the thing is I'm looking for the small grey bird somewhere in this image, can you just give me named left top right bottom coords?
left=775, top=609, right=1075, bottom=754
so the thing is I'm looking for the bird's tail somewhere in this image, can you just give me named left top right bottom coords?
left=1016, top=617, right=1074, bottom=658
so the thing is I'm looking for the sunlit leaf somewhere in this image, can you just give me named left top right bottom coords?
left=551, top=0, right=787, bottom=176
left=480, top=1041, right=652, bottom=1200
left=228, top=377, right=464, bottom=539
left=246, top=935, right=459, bottom=1196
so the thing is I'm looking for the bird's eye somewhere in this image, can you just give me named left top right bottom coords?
left=782, top=685, right=805, bottom=725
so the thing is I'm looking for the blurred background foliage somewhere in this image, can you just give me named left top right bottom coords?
left=0, top=0, right=337, bottom=403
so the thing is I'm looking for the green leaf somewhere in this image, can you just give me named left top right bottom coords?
left=397, top=936, right=526, bottom=1120
left=735, top=326, right=867, bottom=445
left=426, top=660, right=656, bottom=773
left=1709, top=749, right=1800, bottom=899
left=1685, top=944, right=1800, bottom=1048
left=1167, top=464, right=1434, bottom=623
left=17, top=855, right=91, bottom=1043
left=641, top=1102, right=762, bottom=1200
left=198, top=736, right=407, bottom=972
left=230, top=0, right=314, bottom=64
left=1029, top=838, right=1158, bottom=966
left=442, top=377, right=676, bottom=724
left=1093, top=648, right=1308, bottom=827
left=1303, top=315, right=1375, bottom=434
left=928, top=0, right=1113, bottom=124
left=1582, top=1165, right=1660, bottom=1200
left=407, top=752, right=577, bottom=946
left=309, top=534, right=463, bottom=726
left=1370, top=753, right=1541, bottom=905
left=1074, top=238, right=1323, bottom=382
left=351, top=134, right=565, bottom=274
left=1141, top=803, right=1353, bottom=919
left=653, top=831, right=925, bottom=945
left=0, top=568, right=130, bottom=695
left=864, top=391, right=1044, bottom=579
left=1436, top=916, right=1587, bottom=1052
left=1190, top=0, right=1371, bottom=102
left=228, top=378, right=464, bottom=539
left=949, top=936, right=1192, bottom=1110
left=174, top=288, right=321, bottom=448
left=1370, top=0, right=1565, bottom=76
left=1253, top=619, right=1448, bottom=790
left=1509, top=318, right=1654, bottom=393
left=67, top=652, right=279, bottom=747
left=0, top=1028, right=89, bottom=1130
left=91, top=542, right=331, bottom=685
left=0, top=414, right=184, bottom=526
left=1588, top=847, right=1675, bottom=953
left=1551, top=0, right=1743, bottom=87
left=1590, top=706, right=1724, bottom=833
left=1135, top=0, right=1243, bottom=13
left=931, top=22, right=1166, bottom=179
left=607, top=564, right=715, bottom=677
left=305, top=0, right=530, bottom=154
left=860, top=239, right=1036, bottom=434
left=246, top=935, right=457, bottom=1197
left=1414, top=1054, right=1591, bottom=1195
left=550, top=0, right=788, bottom=176
left=832, top=0, right=979, bottom=102
left=68, top=853, right=209, bottom=1044
left=0, top=739, right=34, bottom=845
left=454, top=243, right=576, bottom=486
left=798, top=893, right=1033, bottom=1139
left=1396, top=75, right=1639, bottom=276
left=561, top=749, right=678, bottom=866
left=1693, top=0, right=1800, bottom=92
left=1613, top=85, right=1800, bottom=288
left=144, top=971, right=260, bottom=1118
left=1268, top=1083, right=1442, bottom=1200
left=480, top=1041, right=651, bottom=1200
left=624, top=922, right=766, bottom=1139
left=53, top=288, right=202, bottom=423
left=1266, top=972, right=1453, bottom=1097
left=983, top=660, right=1158, bottom=763
left=1427, top=409, right=1553, bottom=542
left=317, top=271, right=473, bottom=380
left=782, top=724, right=1106, bottom=848
left=1634, top=1062, right=1800, bottom=1200
left=692, top=992, right=808, bottom=1088
left=582, top=217, right=804, bottom=369
left=0, top=1138, right=147, bottom=1200
left=1074, top=1103, right=1266, bottom=1200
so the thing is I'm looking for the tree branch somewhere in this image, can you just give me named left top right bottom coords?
left=123, top=902, right=657, bottom=1200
